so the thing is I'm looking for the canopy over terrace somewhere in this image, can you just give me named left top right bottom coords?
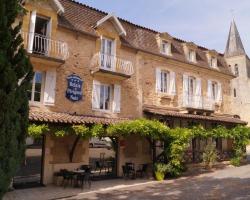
left=143, top=105, right=247, bottom=127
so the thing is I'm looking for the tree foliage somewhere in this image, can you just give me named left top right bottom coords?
left=0, top=0, right=33, bottom=197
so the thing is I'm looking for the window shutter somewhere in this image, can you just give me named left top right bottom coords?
left=216, top=82, right=222, bottom=103
left=44, top=70, right=56, bottom=105
left=111, top=39, right=116, bottom=71
left=183, top=74, right=189, bottom=106
left=28, top=10, right=37, bottom=53
left=92, top=80, right=100, bottom=109
left=168, top=71, right=176, bottom=95
left=113, top=84, right=121, bottom=113
left=207, top=80, right=212, bottom=99
left=156, top=68, right=161, bottom=92
left=195, top=78, right=202, bottom=108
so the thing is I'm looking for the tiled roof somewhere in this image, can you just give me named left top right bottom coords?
left=143, top=106, right=247, bottom=125
left=58, top=0, right=233, bottom=76
left=29, top=110, right=128, bottom=125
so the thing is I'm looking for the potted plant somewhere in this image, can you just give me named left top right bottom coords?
left=154, top=163, right=168, bottom=181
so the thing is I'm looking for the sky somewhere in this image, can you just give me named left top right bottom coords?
left=77, top=0, right=250, bottom=55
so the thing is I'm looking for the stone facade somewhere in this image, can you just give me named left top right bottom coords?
left=20, top=0, right=243, bottom=185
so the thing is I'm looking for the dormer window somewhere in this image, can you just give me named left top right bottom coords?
left=160, top=41, right=171, bottom=56
left=188, top=50, right=196, bottom=62
left=210, top=57, right=217, bottom=68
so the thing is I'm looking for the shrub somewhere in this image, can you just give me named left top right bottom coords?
left=230, top=157, right=241, bottom=166
left=202, top=144, right=218, bottom=169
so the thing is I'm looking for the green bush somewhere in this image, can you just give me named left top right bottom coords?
left=202, top=144, right=218, bottom=169
left=230, top=157, right=241, bottom=166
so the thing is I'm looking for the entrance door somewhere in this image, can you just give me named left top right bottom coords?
left=13, top=136, right=44, bottom=189
left=89, top=137, right=118, bottom=180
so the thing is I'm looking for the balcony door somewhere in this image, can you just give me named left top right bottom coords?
left=28, top=11, right=51, bottom=55
left=101, top=38, right=115, bottom=70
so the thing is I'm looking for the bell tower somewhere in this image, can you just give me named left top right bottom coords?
left=224, top=19, right=250, bottom=125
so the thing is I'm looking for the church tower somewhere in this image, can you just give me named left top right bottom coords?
left=224, top=19, right=250, bottom=124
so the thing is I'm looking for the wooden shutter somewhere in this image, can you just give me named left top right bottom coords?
left=113, top=84, right=121, bottom=113
left=183, top=74, right=189, bottom=106
left=156, top=68, right=161, bottom=92
left=195, top=78, right=202, bottom=108
left=169, top=71, right=176, bottom=95
left=28, top=10, right=36, bottom=53
left=207, top=80, right=212, bottom=98
left=44, top=70, right=56, bottom=105
left=216, top=82, right=222, bottom=103
left=92, top=80, right=100, bottom=109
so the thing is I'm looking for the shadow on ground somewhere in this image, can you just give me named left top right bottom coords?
left=70, top=174, right=250, bottom=200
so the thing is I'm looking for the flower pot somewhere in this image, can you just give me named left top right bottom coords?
left=155, top=171, right=165, bottom=181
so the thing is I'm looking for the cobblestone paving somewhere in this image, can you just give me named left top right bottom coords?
left=67, top=164, right=250, bottom=200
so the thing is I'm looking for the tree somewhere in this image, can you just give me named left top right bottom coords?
left=0, top=0, right=33, bottom=197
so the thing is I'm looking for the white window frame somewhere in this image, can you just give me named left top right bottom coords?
left=188, top=50, right=196, bottom=62
left=188, top=76, right=196, bottom=96
left=210, top=57, right=217, bottom=68
left=160, top=40, right=171, bottom=56
left=100, top=37, right=115, bottom=70
left=98, top=83, right=113, bottom=111
left=28, top=71, right=45, bottom=104
left=211, top=81, right=218, bottom=101
left=159, top=70, right=170, bottom=93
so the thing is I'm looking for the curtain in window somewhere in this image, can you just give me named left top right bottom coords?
left=92, top=80, right=100, bottom=109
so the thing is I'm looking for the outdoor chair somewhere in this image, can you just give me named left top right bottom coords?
left=76, top=168, right=92, bottom=189
left=61, top=170, right=75, bottom=188
left=136, top=164, right=148, bottom=178
left=122, top=164, right=136, bottom=179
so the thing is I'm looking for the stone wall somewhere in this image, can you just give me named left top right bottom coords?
left=43, top=134, right=89, bottom=184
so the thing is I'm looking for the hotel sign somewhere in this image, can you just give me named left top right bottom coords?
left=66, top=74, right=83, bottom=102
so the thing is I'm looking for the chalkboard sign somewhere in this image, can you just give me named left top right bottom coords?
left=66, top=74, right=83, bottom=102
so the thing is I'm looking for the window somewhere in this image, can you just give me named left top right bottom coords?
left=99, top=84, right=111, bottom=110
left=188, top=50, right=196, bottom=62
left=160, top=41, right=171, bottom=55
left=28, top=71, right=44, bottom=102
left=210, top=57, right=217, bottom=68
left=159, top=70, right=169, bottom=93
left=234, top=88, right=237, bottom=97
left=100, top=37, right=115, bottom=70
left=156, top=69, right=176, bottom=95
left=234, top=64, right=239, bottom=76
left=211, top=82, right=218, bottom=100
left=92, top=81, right=121, bottom=112
left=188, top=76, right=196, bottom=96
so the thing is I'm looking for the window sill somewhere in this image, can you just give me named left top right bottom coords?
left=92, top=108, right=113, bottom=114
left=157, top=93, right=176, bottom=99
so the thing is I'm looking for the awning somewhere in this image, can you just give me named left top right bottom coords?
left=29, top=110, right=128, bottom=125
left=143, top=105, right=247, bottom=125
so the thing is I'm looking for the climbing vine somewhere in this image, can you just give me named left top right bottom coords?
left=28, top=119, right=250, bottom=174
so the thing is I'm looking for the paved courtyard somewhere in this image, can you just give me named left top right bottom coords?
left=64, top=164, right=250, bottom=200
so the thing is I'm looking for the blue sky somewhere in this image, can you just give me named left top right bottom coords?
left=77, top=0, right=250, bottom=55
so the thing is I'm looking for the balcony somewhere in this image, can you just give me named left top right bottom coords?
left=21, top=31, right=69, bottom=62
left=91, top=52, right=134, bottom=79
left=180, top=94, right=216, bottom=111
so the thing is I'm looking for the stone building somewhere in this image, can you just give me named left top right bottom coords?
left=15, top=0, right=245, bottom=187
left=224, top=19, right=250, bottom=124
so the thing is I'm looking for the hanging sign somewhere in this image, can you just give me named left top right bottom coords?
left=66, top=74, right=83, bottom=102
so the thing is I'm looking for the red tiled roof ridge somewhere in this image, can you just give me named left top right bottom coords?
left=30, top=110, right=129, bottom=120
left=65, top=0, right=224, bottom=55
